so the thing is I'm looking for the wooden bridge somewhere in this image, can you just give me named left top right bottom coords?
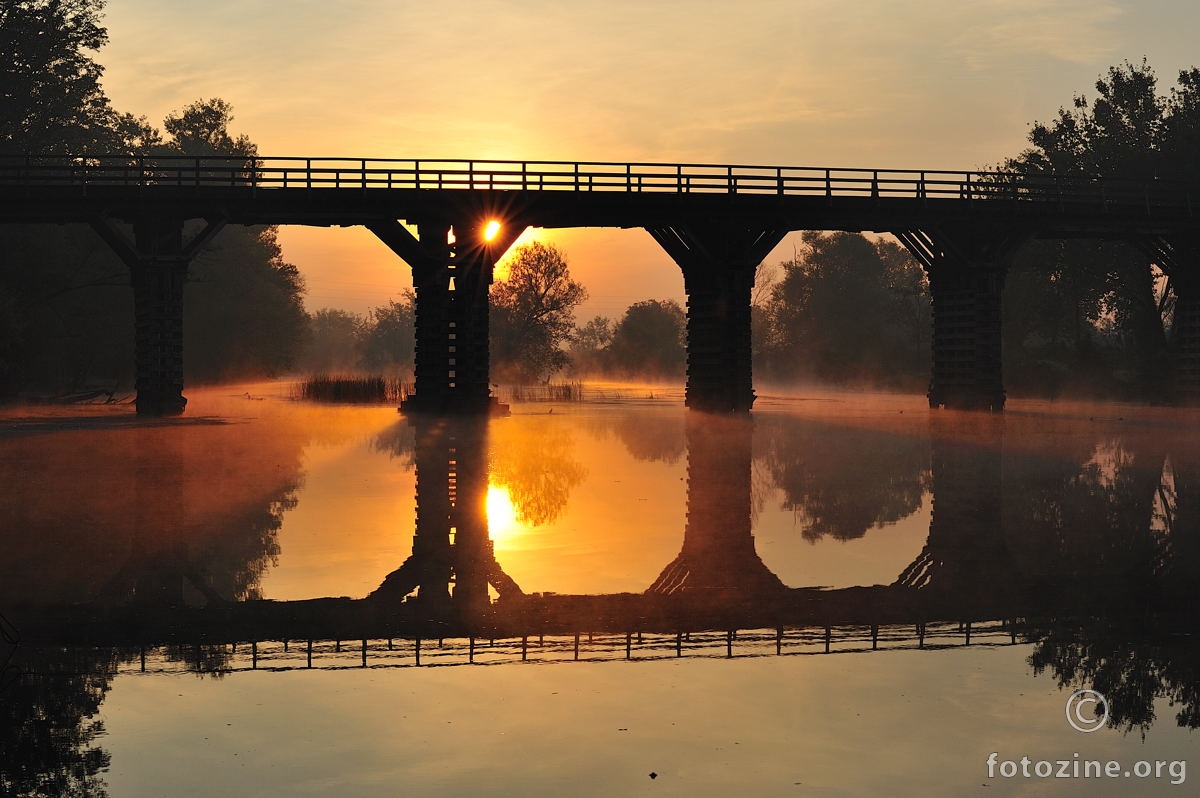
left=2, top=155, right=1199, bottom=414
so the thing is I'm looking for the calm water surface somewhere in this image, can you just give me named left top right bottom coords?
left=2, top=384, right=1198, bottom=796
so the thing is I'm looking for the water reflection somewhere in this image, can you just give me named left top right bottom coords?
left=371, top=417, right=522, bottom=617
left=3, top=394, right=1200, bottom=796
left=762, top=415, right=929, bottom=542
left=489, top=418, right=588, bottom=527
left=1029, top=615, right=1200, bottom=735
left=0, top=407, right=305, bottom=609
left=649, top=414, right=783, bottom=599
left=0, top=646, right=119, bottom=798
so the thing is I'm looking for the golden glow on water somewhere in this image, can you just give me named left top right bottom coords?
left=11, top=386, right=1197, bottom=607
left=485, top=484, right=520, bottom=547
left=9, top=385, right=1200, bottom=798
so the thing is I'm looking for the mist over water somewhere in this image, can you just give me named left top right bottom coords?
left=2, top=383, right=1199, bottom=796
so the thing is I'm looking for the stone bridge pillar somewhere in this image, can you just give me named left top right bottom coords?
left=648, top=223, right=786, bottom=413
left=368, top=217, right=524, bottom=415
left=896, top=226, right=1024, bottom=411
left=91, top=215, right=225, bottom=416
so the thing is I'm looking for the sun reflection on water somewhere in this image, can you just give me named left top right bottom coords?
left=485, top=483, right=521, bottom=548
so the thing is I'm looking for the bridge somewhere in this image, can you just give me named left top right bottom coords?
left=2, top=155, right=1199, bottom=414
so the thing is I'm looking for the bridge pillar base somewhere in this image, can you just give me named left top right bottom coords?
left=131, top=254, right=188, bottom=416
left=896, top=227, right=1023, bottom=413
left=91, top=216, right=225, bottom=416
left=648, top=223, right=786, bottom=413
left=927, top=267, right=1007, bottom=411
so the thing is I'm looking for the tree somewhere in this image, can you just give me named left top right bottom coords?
left=158, top=98, right=306, bottom=382
left=360, top=295, right=416, bottom=372
left=606, top=299, right=686, bottom=377
left=1004, top=61, right=1200, bottom=397
left=0, top=0, right=144, bottom=396
left=0, top=0, right=120, bottom=155
left=301, top=308, right=365, bottom=373
left=761, top=231, right=928, bottom=386
left=568, top=315, right=613, bottom=374
left=162, top=98, right=254, bottom=158
left=490, top=242, right=587, bottom=382
left=184, top=225, right=308, bottom=382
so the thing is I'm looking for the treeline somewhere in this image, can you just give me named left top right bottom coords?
left=483, top=241, right=687, bottom=383
left=566, top=232, right=929, bottom=389
left=300, top=300, right=415, bottom=374
left=752, top=232, right=930, bottom=388
left=0, top=2, right=308, bottom=398
left=483, top=233, right=924, bottom=388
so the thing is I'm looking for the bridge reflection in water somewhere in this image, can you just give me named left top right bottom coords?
left=6, top=399, right=1200, bottom=798
left=9, top=406, right=1200, bottom=684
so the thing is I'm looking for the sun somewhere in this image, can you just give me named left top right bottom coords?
left=483, top=219, right=502, bottom=241
left=486, top=484, right=521, bottom=546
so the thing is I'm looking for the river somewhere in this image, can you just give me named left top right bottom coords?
left=1, top=383, right=1196, bottom=796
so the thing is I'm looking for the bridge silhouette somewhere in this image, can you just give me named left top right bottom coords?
left=3, top=155, right=1198, bottom=414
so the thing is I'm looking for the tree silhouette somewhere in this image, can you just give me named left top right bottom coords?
left=0, top=646, right=119, bottom=798
left=760, top=231, right=928, bottom=387
left=1003, top=61, right=1200, bottom=397
left=360, top=296, right=416, bottom=372
left=0, top=0, right=143, bottom=156
left=605, top=299, right=686, bottom=377
left=490, top=242, right=587, bottom=382
left=763, top=415, right=929, bottom=542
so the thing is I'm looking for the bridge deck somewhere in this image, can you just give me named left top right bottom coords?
left=0, top=156, right=1194, bottom=234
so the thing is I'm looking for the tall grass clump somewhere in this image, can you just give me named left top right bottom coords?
left=505, top=381, right=585, bottom=403
left=297, top=375, right=410, bottom=404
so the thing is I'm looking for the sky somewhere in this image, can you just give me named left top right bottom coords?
left=97, top=0, right=1200, bottom=320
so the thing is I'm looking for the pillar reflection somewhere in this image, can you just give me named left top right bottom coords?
left=894, top=414, right=1012, bottom=609
left=371, top=416, right=522, bottom=620
left=649, top=412, right=783, bottom=600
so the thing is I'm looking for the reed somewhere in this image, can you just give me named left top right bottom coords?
left=505, top=381, right=585, bottom=403
left=297, top=375, right=411, bottom=404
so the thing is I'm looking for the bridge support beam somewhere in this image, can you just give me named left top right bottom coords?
left=368, top=217, right=524, bottom=415
left=896, top=226, right=1024, bottom=412
left=1141, top=237, right=1200, bottom=403
left=647, top=223, right=786, bottom=413
left=91, top=216, right=225, bottom=416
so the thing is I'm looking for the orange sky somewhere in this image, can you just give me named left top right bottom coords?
left=97, top=0, right=1200, bottom=320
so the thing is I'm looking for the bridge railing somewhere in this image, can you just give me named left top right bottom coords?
left=0, top=155, right=1192, bottom=210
